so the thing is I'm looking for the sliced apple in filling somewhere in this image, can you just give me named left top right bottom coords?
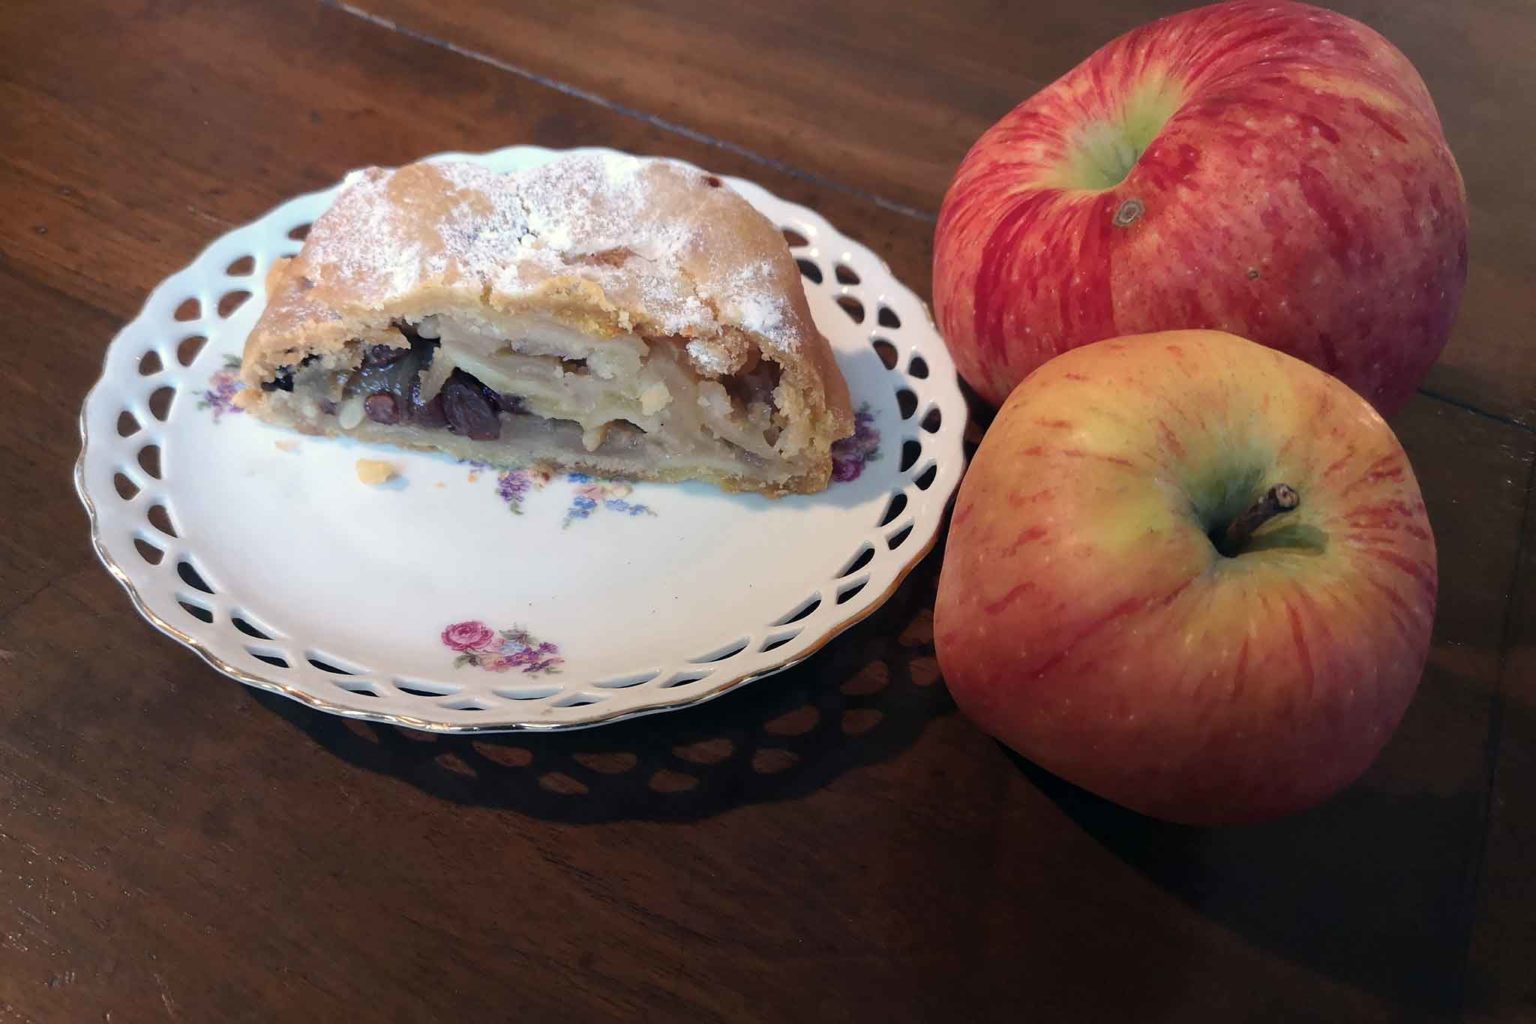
left=252, top=311, right=815, bottom=488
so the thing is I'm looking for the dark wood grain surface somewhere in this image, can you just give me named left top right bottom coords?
left=0, top=0, right=1531, bottom=1020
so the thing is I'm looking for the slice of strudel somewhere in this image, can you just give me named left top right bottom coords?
left=236, top=153, right=855, bottom=495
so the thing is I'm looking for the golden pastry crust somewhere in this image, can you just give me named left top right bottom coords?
left=237, top=154, right=854, bottom=494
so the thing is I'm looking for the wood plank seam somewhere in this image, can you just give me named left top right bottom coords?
left=1459, top=444, right=1536, bottom=1004
left=322, top=0, right=937, bottom=223
left=1417, top=388, right=1534, bottom=436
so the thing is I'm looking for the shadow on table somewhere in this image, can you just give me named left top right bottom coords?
left=1005, top=673, right=1487, bottom=1015
left=251, top=553, right=954, bottom=823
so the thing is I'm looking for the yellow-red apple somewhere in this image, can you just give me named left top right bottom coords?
left=933, top=0, right=1467, bottom=414
left=934, top=330, right=1436, bottom=824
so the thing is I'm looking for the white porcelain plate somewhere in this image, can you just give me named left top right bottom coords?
left=75, top=145, right=966, bottom=732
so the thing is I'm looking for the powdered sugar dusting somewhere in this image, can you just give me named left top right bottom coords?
left=302, top=170, right=430, bottom=297
left=436, top=162, right=535, bottom=273
left=715, top=261, right=788, bottom=337
left=293, top=153, right=804, bottom=353
left=684, top=339, right=733, bottom=376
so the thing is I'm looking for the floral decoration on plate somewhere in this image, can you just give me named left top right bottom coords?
left=562, top=473, right=655, bottom=527
left=831, top=403, right=881, bottom=481
left=490, top=467, right=656, bottom=526
left=442, top=620, right=563, bottom=675
left=495, top=466, right=557, bottom=514
left=198, top=355, right=244, bottom=421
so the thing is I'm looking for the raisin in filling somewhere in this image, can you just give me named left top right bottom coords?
left=263, top=317, right=789, bottom=469
left=291, top=327, right=527, bottom=440
left=346, top=330, right=449, bottom=429
left=260, top=353, right=319, bottom=392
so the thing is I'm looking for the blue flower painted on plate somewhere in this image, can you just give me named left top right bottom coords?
left=563, top=473, right=655, bottom=529
left=476, top=465, right=656, bottom=526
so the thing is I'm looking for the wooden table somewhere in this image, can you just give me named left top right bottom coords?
left=2, top=1, right=1532, bottom=1019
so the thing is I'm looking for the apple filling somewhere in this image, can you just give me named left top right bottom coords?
left=255, top=313, right=803, bottom=484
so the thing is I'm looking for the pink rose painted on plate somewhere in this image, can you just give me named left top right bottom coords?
left=443, top=620, right=563, bottom=675
left=441, top=620, right=497, bottom=652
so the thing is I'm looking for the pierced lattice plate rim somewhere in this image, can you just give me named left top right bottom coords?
left=75, top=145, right=966, bottom=733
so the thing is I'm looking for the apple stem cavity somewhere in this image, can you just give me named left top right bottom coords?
left=1218, top=484, right=1300, bottom=557
left=1055, top=80, right=1183, bottom=190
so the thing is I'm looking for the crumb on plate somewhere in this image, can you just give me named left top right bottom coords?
left=274, top=439, right=300, bottom=452
left=355, top=458, right=397, bottom=485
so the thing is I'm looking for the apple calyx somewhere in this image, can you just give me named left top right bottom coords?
left=1217, top=483, right=1300, bottom=557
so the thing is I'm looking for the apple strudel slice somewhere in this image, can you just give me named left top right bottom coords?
left=236, top=153, right=855, bottom=495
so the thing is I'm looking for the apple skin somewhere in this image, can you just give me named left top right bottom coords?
left=934, top=330, right=1436, bottom=824
left=933, top=0, right=1467, bottom=415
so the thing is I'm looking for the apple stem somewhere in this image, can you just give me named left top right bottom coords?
left=1219, top=484, right=1300, bottom=557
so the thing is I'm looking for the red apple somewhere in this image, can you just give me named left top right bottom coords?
left=934, top=330, right=1436, bottom=824
left=933, top=0, right=1467, bottom=415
